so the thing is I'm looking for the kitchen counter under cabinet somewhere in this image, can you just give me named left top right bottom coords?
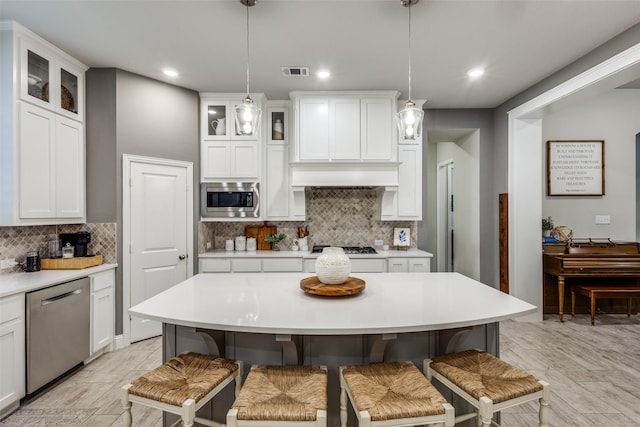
left=198, top=249, right=432, bottom=273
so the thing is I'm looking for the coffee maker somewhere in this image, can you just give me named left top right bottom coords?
left=59, top=231, right=92, bottom=257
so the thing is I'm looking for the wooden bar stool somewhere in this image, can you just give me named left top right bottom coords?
left=340, top=361, right=455, bottom=427
left=121, top=352, right=242, bottom=427
left=227, top=364, right=328, bottom=426
left=425, top=350, right=550, bottom=427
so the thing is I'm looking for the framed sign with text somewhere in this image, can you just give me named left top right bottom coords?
left=547, top=140, right=604, bottom=196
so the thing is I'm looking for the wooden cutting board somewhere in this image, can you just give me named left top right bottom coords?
left=41, top=255, right=103, bottom=270
left=300, top=276, right=365, bottom=297
left=257, top=222, right=277, bottom=250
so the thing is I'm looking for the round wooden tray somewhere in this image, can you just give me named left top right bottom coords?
left=300, top=276, right=365, bottom=297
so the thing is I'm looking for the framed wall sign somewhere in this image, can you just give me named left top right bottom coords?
left=392, top=227, right=411, bottom=249
left=547, top=140, right=605, bottom=196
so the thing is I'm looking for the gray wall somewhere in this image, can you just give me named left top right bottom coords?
left=86, top=68, right=199, bottom=334
left=420, top=109, right=495, bottom=285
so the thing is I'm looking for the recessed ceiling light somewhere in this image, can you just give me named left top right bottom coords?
left=467, top=68, right=484, bottom=78
left=163, top=69, right=179, bottom=77
left=317, top=70, right=331, bottom=79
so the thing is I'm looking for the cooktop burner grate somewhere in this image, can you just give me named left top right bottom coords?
left=311, top=245, right=377, bottom=254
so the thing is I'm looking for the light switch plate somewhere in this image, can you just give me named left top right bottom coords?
left=374, top=240, right=384, bottom=246
left=595, top=215, right=611, bottom=225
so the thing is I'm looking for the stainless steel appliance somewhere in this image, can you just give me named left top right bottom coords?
left=201, top=182, right=260, bottom=218
left=26, top=277, right=90, bottom=394
left=59, top=231, right=91, bottom=257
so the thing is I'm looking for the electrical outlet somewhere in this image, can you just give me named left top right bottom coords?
left=0, top=258, right=16, bottom=269
left=374, top=239, right=384, bottom=246
left=595, top=215, right=611, bottom=225
left=206, top=242, right=212, bottom=249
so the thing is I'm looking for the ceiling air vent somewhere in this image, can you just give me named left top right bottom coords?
left=281, top=66, right=310, bottom=77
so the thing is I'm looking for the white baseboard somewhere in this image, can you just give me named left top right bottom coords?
left=113, top=334, right=128, bottom=350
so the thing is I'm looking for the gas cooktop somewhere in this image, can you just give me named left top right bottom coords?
left=311, top=245, right=377, bottom=254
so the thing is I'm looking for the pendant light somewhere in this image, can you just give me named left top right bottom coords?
left=396, top=0, right=424, bottom=141
left=235, top=0, right=261, bottom=136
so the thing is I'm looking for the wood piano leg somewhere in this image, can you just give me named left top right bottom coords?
left=590, top=293, right=596, bottom=326
left=558, top=276, right=565, bottom=322
left=628, top=298, right=632, bottom=318
left=571, top=287, right=576, bottom=318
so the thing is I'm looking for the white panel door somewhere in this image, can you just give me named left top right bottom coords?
left=129, top=161, right=189, bottom=342
left=265, top=145, right=289, bottom=218
left=55, top=116, right=84, bottom=218
left=330, top=98, right=360, bottom=160
left=298, top=98, right=329, bottom=160
left=18, top=103, right=55, bottom=218
left=361, top=97, right=394, bottom=160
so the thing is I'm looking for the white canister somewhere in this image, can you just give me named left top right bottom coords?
left=315, top=247, right=351, bottom=285
left=246, top=237, right=257, bottom=251
left=235, top=236, right=246, bottom=251
left=225, top=240, right=234, bottom=251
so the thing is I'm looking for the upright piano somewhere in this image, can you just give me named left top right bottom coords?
left=542, top=239, right=640, bottom=321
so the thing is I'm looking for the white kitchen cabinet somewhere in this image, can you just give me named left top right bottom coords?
left=201, top=141, right=259, bottom=180
left=17, top=103, right=84, bottom=220
left=200, top=94, right=265, bottom=141
left=388, top=257, right=431, bottom=272
left=304, top=258, right=386, bottom=273
left=0, top=22, right=86, bottom=226
left=0, top=294, right=25, bottom=414
left=199, top=257, right=303, bottom=273
left=292, top=91, right=398, bottom=162
left=360, top=97, right=395, bottom=160
left=263, top=102, right=291, bottom=219
left=90, top=270, right=114, bottom=355
left=397, top=144, right=422, bottom=219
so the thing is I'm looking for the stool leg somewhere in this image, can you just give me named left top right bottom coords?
left=590, top=295, right=596, bottom=326
left=235, top=361, right=244, bottom=397
left=339, top=368, right=348, bottom=427
left=628, top=298, right=632, bottom=318
left=181, top=398, right=196, bottom=427
left=478, top=396, right=493, bottom=427
left=571, top=288, right=576, bottom=318
left=121, top=384, right=132, bottom=427
left=538, top=380, right=551, bottom=427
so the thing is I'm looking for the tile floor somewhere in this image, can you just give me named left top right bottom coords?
left=1, top=313, right=639, bottom=426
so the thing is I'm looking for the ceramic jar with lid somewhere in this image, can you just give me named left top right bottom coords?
left=315, top=247, right=351, bottom=284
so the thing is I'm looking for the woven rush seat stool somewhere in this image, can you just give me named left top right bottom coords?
left=425, top=350, right=550, bottom=427
left=121, top=352, right=242, bottom=427
left=227, top=364, right=328, bottom=426
left=340, top=361, right=455, bottom=427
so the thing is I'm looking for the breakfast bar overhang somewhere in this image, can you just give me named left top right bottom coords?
left=129, top=272, right=536, bottom=426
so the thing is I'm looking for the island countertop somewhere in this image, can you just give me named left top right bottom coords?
left=129, top=272, right=536, bottom=335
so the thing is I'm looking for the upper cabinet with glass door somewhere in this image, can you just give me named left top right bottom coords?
left=20, top=32, right=86, bottom=121
left=200, top=93, right=266, bottom=141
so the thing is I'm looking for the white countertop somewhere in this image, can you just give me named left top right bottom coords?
left=129, top=272, right=536, bottom=335
left=199, top=248, right=433, bottom=259
left=0, top=264, right=118, bottom=298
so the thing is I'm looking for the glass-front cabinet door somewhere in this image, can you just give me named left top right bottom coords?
left=57, top=58, right=84, bottom=119
left=203, top=103, right=230, bottom=139
left=22, top=40, right=54, bottom=109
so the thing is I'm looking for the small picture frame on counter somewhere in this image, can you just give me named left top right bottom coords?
left=392, top=227, right=411, bottom=249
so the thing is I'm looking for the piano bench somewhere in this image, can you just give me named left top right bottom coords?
left=571, top=285, right=640, bottom=325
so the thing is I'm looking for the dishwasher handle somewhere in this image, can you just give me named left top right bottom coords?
left=41, top=288, right=83, bottom=306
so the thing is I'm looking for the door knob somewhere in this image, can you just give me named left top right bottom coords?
left=179, top=254, right=186, bottom=260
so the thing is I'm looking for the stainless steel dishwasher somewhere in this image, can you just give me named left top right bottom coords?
left=26, top=277, right=90, bottom=394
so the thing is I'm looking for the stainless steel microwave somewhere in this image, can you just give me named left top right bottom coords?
left=201, top=182, right=260, bottom=218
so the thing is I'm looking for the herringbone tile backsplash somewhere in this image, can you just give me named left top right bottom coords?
left=199, top=187, right=417, bottom=252
left=0, top=223, right=117, bottom=274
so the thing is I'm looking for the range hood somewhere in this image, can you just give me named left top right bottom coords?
left=290, top=161, right=400, bottom=187
left=289, top=161, right=400, bottom=219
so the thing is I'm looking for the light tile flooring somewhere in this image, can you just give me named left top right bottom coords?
left=1, top=313, right=639, bottom=426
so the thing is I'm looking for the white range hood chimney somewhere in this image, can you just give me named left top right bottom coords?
left=289, top=161, right=401, bottom=219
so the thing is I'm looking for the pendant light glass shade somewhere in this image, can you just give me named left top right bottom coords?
left=236, top=0, right=261, bottom=136
left=395, top=0, right=424, bottom=141
left=235, top=95, right=261, bottom=135
left=396, top=100, right=423, bottom=140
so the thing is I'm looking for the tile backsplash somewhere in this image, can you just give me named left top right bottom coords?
left=199, top=187, right=417, bottom=252
left=0, top=223, right=117, bottom=274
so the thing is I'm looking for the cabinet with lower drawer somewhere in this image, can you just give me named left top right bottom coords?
left=199, top=257, right=304, bottom=273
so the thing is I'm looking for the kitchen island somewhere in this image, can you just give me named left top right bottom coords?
left=129, top=272, right=535, bottom=427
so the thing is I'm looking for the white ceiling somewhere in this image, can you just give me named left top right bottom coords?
left=2, top=0, right=640, bottom=108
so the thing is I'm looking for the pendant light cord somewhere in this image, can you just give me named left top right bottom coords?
left=245, top=3, right=251, bottom=96
left=407, top=1, right=412, bottom=101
